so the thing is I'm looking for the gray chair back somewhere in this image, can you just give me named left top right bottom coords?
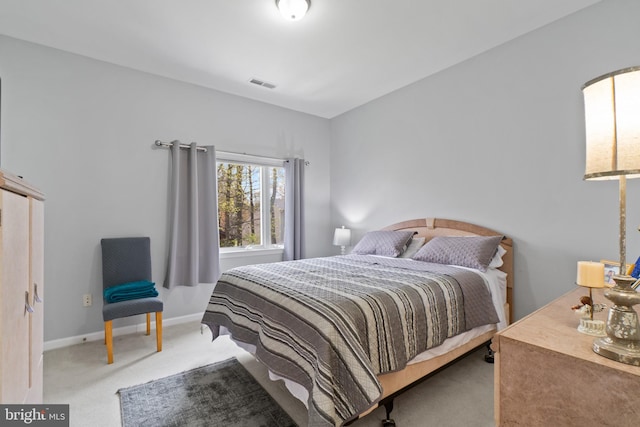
left=101, top=237, right=151, bottom=290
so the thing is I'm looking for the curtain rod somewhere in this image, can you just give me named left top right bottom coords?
left=154, top=140, right=309, bottom=165
left=217, top=150, right=285, bottom=164
left=154, top=140, right=207, bottom=152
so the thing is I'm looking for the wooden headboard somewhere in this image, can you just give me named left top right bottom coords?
left=382, top=218, right=514, bottom=324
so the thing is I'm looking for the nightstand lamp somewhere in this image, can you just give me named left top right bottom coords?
left=575, top=261, right=607, bottom=337
left=582, top=66, right=640, bottom=365
left=333, top=226, right=351, bottom=255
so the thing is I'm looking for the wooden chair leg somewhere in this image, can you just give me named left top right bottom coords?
left=146, top=312, right=151, bottom=335
left=156, top=312, right=163, bottom=352
left=105, top=320, right=114, bottom=364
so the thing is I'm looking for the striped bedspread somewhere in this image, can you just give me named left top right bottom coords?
left=202, top=255, right=498, bottom=427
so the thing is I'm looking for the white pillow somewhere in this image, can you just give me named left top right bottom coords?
left=399, top=237, right=426, bottom=258
left=488, top=245, right=507, bottom=269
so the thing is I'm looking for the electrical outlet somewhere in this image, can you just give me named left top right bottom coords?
left=83, top=294, right=92, bottom=307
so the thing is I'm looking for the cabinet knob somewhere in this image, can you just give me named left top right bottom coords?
left=25, top=291, right=34, bottom=314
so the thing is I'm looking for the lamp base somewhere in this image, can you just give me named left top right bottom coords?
left=593, top=336, right=640, bottom=366
left=592, top=275, right=640, bottom=366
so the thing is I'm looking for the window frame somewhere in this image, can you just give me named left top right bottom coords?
left=216, top=151, right=285, bottom=257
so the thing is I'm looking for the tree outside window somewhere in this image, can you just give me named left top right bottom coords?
left=217, top=161, right=285, bottom=250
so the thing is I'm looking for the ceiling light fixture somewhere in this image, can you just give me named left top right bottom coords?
left=276, top=0, right=310, bottom=22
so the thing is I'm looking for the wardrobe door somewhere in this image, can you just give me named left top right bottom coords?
left=26, top=198, right=44, bottom=403
left=0, top=189, right=31, bottom=403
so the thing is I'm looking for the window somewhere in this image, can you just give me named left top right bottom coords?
left=217, top=153, right=285, bottom=251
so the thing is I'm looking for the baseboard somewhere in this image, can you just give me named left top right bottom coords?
left=43, top=312, right=204, bottom=351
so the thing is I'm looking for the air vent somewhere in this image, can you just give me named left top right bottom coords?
left=249, top=78, right=277, bottom=89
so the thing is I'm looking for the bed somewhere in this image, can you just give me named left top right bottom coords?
left=202, top=218, right=513, bottom=426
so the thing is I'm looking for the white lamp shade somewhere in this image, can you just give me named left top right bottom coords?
left=583, top=67, right=640, bottom=180
left=276, top=0, right=309, bottom=21
left=333, top=227, right=351, bottom=247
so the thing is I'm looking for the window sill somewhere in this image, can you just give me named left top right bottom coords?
left=220, top=247, right=284, bottom=259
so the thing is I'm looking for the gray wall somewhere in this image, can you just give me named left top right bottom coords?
left=2, top=0, right=639, bottom=342
left=0, top=36, right=332, bottom=342
left=330, top=0, right=640, bottom=320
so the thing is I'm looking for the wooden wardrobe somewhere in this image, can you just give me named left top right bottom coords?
left=0, top=169, right=44, bottom=403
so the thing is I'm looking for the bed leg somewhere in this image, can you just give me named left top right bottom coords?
left=381, top=399, right=396, bottom=427
left=484, top=343, right=494, bottom=364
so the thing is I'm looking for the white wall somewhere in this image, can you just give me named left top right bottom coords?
left=330, top=0, right=640, bottom=320
left=0, top=36, right=332, bottom=342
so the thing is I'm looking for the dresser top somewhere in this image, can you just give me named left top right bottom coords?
left=496, top=286, right=640, bottom=376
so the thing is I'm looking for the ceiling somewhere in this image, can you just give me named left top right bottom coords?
left=0, top=0, right=600, bottom=118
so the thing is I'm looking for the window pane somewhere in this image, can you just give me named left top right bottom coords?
left=217, top=160, right=286, bottom=250
left=217, top=163, right=262, bottom=248
left=269, top=166, right=286, bottom=246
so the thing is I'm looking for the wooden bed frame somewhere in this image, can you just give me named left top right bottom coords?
left=353, top=217, right=514, bottom=423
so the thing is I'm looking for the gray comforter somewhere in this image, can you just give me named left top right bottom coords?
left=202, top=255, right=498, bottom=427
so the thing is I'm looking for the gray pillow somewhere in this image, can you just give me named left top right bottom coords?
left=411, top=235, right=503, bottom=272
left=352, top=230, right=416, bottom=257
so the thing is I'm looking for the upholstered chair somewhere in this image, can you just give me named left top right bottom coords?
left=100, top=237, right=163, bottom=364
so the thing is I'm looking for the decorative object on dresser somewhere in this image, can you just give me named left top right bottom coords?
left=573, top=261, right=607, bottom=336
left=581, top=66, right=640, bottom=366
left=601, top=259, right=632, bottom=284
left=0, top=169, right=45, bottom=403
left=333, top=225, right=351, bottom=255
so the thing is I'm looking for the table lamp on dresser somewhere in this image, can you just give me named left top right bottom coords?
left=582, top=66, right=640, bottom=365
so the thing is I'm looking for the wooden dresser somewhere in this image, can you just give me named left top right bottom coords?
left=493, top=287, right=640, bottom=426
left=0, top=169, right=45, bottom=403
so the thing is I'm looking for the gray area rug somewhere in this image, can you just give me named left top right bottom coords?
left=118, top=357, right=298, bottom=427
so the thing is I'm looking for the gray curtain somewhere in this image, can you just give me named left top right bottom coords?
left=164, top=141, right=220, bottom=288
left=283, top=158, right=305, bottom=261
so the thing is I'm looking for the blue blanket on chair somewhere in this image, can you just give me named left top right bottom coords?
left=104, top=280, right=158, bottom=303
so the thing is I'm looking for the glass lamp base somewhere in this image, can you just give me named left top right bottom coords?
left=593, top=275, right=640, bottom=366
left=593, top=336, right=640, bottom=366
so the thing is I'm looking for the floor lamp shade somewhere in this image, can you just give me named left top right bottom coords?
left=583, top=66, right=640, bottom=180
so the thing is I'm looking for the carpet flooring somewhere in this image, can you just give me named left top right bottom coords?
left=44, top=320, right=495, bottom=426
left=118, top=358, right=296, bottom=427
